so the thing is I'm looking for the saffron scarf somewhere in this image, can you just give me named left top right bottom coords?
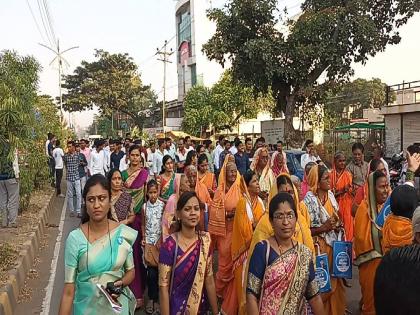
left=208, top=154, right=242, bottom=237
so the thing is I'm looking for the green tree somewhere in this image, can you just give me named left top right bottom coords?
left=323, top=78, right=390, bottom=130
left=0, top=51, right=65, bottom=210
left=203, top=0, right=419, bottom=143
left=62, top=49, right=157, bottom=130
left=182, top=71, right=270, bottom=136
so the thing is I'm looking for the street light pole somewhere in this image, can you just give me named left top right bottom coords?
left=157, top=40, right=174, bottom=134
left=39, top=39, right=79, bottom=126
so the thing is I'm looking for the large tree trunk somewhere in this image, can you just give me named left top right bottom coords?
left=284, top=93, right=302, bottom=149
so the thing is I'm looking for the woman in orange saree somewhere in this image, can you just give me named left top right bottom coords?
left=300, top=165, right=346, bottom=315
left=352, top=159, right=387, bottom=217
left=231, top=170, right=265, bottom=315
left=330, top=152, right=354, bottom=241
left=382, top=184, right=417, bottom=254
left=208, top=154, right=243, bottom=315
left=197, top=154, right=216, bottom=198
left=185, top=164, right=212, bottom=231
left=354, top=170, right=389, bottom=315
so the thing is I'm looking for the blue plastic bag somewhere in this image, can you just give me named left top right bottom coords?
left=315, top=253, right=331, bottom=293
left=332, top=241, right=353, bottom=279
left=375, top=196, right=391, bottom=228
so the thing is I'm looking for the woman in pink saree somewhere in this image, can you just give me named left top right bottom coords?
left=161, top=174, right=188, bottom=241
left=121, top=145, right=149, bottom=308
left=246, top=193, right=325, bottom=315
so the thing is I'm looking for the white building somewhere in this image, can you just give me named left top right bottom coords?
left=175, top=0, right=225, bottom=101
left=381, top=80, right=420, bottom=156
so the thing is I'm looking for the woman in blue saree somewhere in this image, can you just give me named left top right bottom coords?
left=159, top=191, right=219, bottom=315
left=59, top=174, right=137, bottom=315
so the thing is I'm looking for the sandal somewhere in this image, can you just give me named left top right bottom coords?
left=146, top=300, right=154, bottom=314
left=153, top=302, right=161, bottom=314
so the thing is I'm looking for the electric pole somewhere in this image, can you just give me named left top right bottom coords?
left=39, top=39, right=78, bottom=126
left=156, top=40, right=174, bottom=133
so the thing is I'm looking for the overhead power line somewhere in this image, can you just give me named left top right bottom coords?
left=36, top=0, right=54, bottom=46
left=42, top=0, right=57, bottom=45
left=25, top=0, right=48, bottom=45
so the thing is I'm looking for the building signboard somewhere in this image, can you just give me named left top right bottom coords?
left=261, top=119, right=285, bottom=144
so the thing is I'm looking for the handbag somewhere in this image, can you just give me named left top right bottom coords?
left=144, top=243, right=159, bottom=267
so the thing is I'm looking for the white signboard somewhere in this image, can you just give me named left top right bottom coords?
left=261, top=119, right=285, bottom=145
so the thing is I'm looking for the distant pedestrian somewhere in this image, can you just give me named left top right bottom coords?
left=175, top=138, right=187, bottom=173
left=110, top=139, right=125, bottom=169
left=165, top=137, right=176, bottom=159
left=89, top=139, right=106, bottom=176
left=63, top=141, right=81, bottom=217
left=79, top=139, right=91, bottom=176
left=52, top=140, right=65, bottom=197
left=75, top=143, right=88, bottom=197
left=47, top=134, right=56, bottom=186
left=235, top=141, right=250, bottom=175
left=0, top=144, right=19, bottom=228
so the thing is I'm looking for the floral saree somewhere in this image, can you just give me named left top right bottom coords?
left=159, top=232, right=213, bottom=315
left=64, top=224, right=137, bottom=315
left=247, top=241, right=319, bottom=314
left=121, top=167, right=149, bottom=301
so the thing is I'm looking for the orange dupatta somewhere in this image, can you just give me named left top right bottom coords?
left=199, top=172, right=216, bottom=192
left=382, top=214, right=413, bottom=254
left=208, top=154, right=242, bottom=237
left=330, top=167, right=353, bottom=241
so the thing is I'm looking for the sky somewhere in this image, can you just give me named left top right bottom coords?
left=1, top=0, right=419, bottom=133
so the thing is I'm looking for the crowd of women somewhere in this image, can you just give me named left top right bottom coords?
left=57, top=137, right=420, bottom=315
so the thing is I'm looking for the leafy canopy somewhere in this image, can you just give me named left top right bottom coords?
left=0, top=51, right=66, bottom=210
left=203, top=0, right=419, bottom=139
left=182, top=71, right=272, bottom=136
left=62, top=49, right=157, bottom=129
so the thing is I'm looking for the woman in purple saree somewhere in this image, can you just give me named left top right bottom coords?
left=121, top=145, right=149, bottom=308
left=159, top=191, right=219, bottom=315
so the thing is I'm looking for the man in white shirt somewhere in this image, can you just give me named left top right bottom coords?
left=213, top=135, right=225, bottom=177
left=301, top=140, right=320, bottom=169
left=103, top=139, right=112, bottom=174
left=184, top=136, right=194, bottom=153
left=89, top=140, right=106, bottom=176
left=175, top=138, right=188, bottom=173
left=153, top=138, right=168, bottom=178
left=147, top=142, right=156, bottom=176
left=229, top=137, right=240, bottom=155
left=165, top=137, right=176, bottom=159
left=52, top=140, right=65, bottom=197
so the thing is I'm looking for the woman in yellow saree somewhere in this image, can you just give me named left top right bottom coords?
left=300, top=165, right=346, bottom=315
left=246, top=193, right=325, bottom=315
left=208, top=154, right=243, bottom=315
left=231, top=170, right=265, bottom=315
left=354, top=170, right=389, bottom=315
left=242, top=173, right=314, bottom=315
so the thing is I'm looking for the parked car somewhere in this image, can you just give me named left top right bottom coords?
left=285, top=150, right=305, bottom=181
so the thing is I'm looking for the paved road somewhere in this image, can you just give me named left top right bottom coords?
left=14, top=193, right=361, bottom=315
